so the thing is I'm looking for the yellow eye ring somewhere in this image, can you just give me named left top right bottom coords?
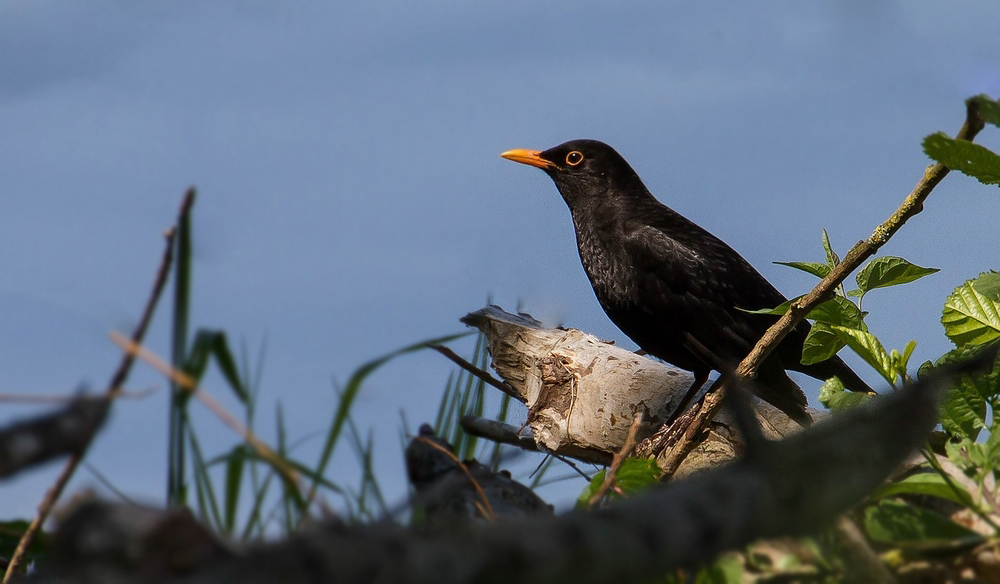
left=566, top=151, right=584, bottom=166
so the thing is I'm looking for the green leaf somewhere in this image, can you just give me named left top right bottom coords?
left=817, top=376, right=869, bottom=411
left=741, top=296, right=860, bottom=327
left=829, top=325, right=895, bottom=385
left=868, top=473, right=973, bottom=507
left=855, top=256, right=939, bottom=295
left=575, top=458, right=661, bottom=508
left=864, top=499, right=981, bottom=545
left=309, top=332, right=471, bottom=502
left=933, top=345, right=998, bottom=440
left=183, top=329, right=249, bottom=402
left=900, top=339, right=917, bottom=371
left=576, top=470, right=606, bottom=508
left=0, top=519, right=50, bottom=574
left=774, top=261, right=831, bottom=279
left=942, top=273, right=1000, bottom=347
left=941, top=387, right=985, bottom=442
left=971, top=94, right=1000, bottom=129
left=807, top=296, right=864, bottom=328
left=821, top=229, right=840, bottom=267
left=738, top=298, right=795, bottom=316
left=614, top=458, right=662, bottom=495
left=695, top=554, right=744, bottom=584
left=923, top=132, right=1000, bottom=186
left=223, top=445, right=246, bottom=534
left=801, top=323, right=845, bottom=366
left=800, top=298, right=865, bottom=366
left=971, top=271, right=1000, bottom=301
left=985, top=424, right=1000, bottom=468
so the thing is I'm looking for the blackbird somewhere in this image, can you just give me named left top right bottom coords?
left=501, top=139, right=873, bottom=425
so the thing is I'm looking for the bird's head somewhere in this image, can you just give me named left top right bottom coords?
left=501, top=139, right=646, bottom=208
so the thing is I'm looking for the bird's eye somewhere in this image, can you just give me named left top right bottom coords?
left=566, top=151, right=584, bottom=166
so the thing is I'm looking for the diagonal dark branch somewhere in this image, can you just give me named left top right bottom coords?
left=587, top=411, right=644, bottom=507
left=657, top=98, right=988, bottom=479
left=2, top=188, right=193, bottom=582
left=428, top=344, right=521, bottom=400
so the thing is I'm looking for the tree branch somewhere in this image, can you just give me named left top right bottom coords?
left=657, top=99, right=987, bottom=478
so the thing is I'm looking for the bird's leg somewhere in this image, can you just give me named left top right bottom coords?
left=665, top=370, right=710, bottom=424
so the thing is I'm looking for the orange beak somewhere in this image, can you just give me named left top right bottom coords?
left=500, top=148, right=556, bottom=170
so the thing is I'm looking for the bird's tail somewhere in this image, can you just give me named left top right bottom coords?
left=754, top=359, right=813, bottom=426
left=794, top=355, right=875, bottom=394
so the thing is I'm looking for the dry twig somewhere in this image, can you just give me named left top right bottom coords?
left=657, top=99, right=987, bottom=479
left=587, top=411, right=645, bottom=507
left=1, top=188, right=194, bottom=582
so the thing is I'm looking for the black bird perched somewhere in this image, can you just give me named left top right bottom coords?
left=501, top=139, right=873, bottom=425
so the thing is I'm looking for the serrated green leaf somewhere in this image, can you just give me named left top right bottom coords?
left=847, top=288, right=865, bottom=297
left=939, top=382, right=985, bottom=441
left=576, top=470, right=606, bottom=509
left=821, top=229, right=840, bottom=267
left=817, top=375, right=869, bottom=411
left=830, top=326, right=895, bottom=385
left=933, top=345, right=998, bottom=440
left=807, top=296, right=864, bottom=328
left=868, top=473, right=973, bottom=507
left=972, top=271, right=1000, bottom=302
left=774, top=261, right=831, bottom=279
left=741, top=296, right=861, bottom=329
left=985, top=425, right=1000, bottom=467
left=944, top=437, right=976, bottom=471
left=971, top=94, right=1000, bottom=129
left=614, top=458, right=662, bottom=494
left=695, top=554, right=743, bottom=584
left=575, top=459, right=661, bottom=508
left=738, top=298, right=795, bottom=315
left=855, top=256, right=939, bottom=295
left=942, top=274, right=1000, bottom=347
left=802, top=323, right=845, bottom=366
left=923, top=132, right=1000, bottom=186
left=864, top=499, right=981, bottom=545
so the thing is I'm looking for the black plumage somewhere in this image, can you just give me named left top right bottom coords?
left=501, top=139, right=873, bottom=425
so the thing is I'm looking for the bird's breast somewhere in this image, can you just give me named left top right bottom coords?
left=573, top=224, right=639, bottom=310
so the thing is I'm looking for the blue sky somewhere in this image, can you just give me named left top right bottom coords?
left=2, top=1, right=1000, bottom=518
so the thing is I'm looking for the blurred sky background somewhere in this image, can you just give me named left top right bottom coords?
left=2, top=1, right=1000, bottom=519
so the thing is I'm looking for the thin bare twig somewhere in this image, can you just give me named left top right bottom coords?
left=588, top=411, right=645, bottom=508
left=108, top=332, right=317, bottom=513
left=414, top=436, right=496, bottom=521
left=657, top=99, right=987, bottom=479
left=0, top=388, right=158, bottom=403
left=428, top=344, right=520, bottom=400
left=1, top=188, right=193, bottom=582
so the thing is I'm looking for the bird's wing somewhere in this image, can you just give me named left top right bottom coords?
left=621, top=224, right=788, bottom=365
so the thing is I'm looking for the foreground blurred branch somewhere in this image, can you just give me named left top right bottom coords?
left=0, top=397, right=109, bottom=478
left=31, top=349, right=995, bottom=584
left=2, top=188, right=194, bottom=582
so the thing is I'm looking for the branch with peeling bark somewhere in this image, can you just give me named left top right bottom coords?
left=459, top=306, right=802, bottom=473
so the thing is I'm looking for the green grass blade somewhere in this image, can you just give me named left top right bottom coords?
left=308, top=332, right=470, bottom=502
left=223, top=444, right=247, bottom=534
left=187, top=421, right=223, bottom=530
left=489, top=393, right=513, bottom=472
